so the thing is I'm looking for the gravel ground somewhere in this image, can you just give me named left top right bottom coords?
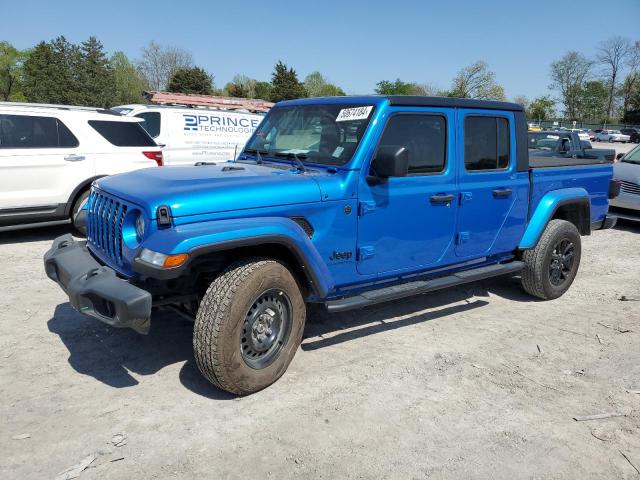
left=1, top=221, right=639, bottom=480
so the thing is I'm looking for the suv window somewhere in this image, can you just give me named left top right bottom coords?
left=377, top=114, right=446, bottom=174
left=135, top=112, right=161, bottom=138
left=0, top=114, right=78, bottom=149
left=89, top=120, right=156, bottom=147
left=464, top=116, right=510, bottom=171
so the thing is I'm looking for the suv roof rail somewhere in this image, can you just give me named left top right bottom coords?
left=0, top=101, right=121, bottom=115
left=144, top=91, right=274, bottom=113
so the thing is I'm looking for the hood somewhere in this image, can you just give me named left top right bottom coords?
left=96, top=162, right=322, bottom=218
left=614, top=160, right=640, bottom=183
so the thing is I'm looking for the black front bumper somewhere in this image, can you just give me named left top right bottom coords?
left=44, top=234, right=152, bottom=334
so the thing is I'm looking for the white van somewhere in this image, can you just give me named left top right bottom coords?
left=0, top=102, right=162, bottom=231
left=112, top=105, right=265, bottom=165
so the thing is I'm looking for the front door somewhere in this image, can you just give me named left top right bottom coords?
left=357, top=109, right=458, bottom=276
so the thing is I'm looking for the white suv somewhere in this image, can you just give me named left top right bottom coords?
left=0, top=103, right=163, bottom=231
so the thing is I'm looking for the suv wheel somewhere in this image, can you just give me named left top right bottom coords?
left=194, top=258, right=306, bottom=395
left=71, top=189, right=89, bottom=236
left=521, top=219, right=582, bottom=300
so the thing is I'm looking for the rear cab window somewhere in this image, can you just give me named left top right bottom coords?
left=0, top=114, right=78, bottom=148
left=89, top=120, right=156, bottom=147
left=464, top=116, right=510, bottom=171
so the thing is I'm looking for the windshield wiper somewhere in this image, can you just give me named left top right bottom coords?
left=274, top=152, right=307, bottom=172
left=243, top=148, right=268, bottom=164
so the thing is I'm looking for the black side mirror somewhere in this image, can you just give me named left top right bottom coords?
left=369, top=146, right=409, bottom=183
left=616, top=152, right=624, bottom=160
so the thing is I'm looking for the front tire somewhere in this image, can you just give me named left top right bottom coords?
left=521, top=219, right=582, bottom=300
left=194, top=258, right=306, bottom=395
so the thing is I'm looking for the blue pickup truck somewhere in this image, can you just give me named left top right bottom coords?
left=44, top=96, right=619, bottom=395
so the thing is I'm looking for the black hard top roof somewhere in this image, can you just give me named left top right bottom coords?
left=385, top=95, right=524, bottom=112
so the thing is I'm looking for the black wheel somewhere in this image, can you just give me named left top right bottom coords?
left=71, top=189, right=89, bottom=236
left=521, top=219, right=582, bottom=300
left=193, top=258, right=306, bottom=395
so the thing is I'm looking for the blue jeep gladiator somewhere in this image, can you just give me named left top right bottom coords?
left=44, top=96, right=619, bottom=395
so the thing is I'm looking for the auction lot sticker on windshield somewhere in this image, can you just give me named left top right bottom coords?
left=336, top=106, right=373, bottom=122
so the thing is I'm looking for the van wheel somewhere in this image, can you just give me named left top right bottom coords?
left=194, top=258, right=306, bottom=395
left=71, top=189, right=90, bottom=236
left=521, top=219, right=582, bottom=300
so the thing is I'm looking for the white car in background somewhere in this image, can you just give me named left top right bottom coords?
left=595, top=130, right=631, bottom=143
left=571, top=129, right=590, bottom=141
left=0, top=103, right=162, bottom=231
left=112, top=104, right=265, bottom=165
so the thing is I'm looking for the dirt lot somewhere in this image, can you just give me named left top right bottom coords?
left=1, top=221, right=639, bottom=480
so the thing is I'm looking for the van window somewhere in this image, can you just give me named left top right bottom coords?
left=464, top=116, right=510, bottom=171
left=0, top=114, right=78, bottom=149
left=88, top=120, right=156, bottom=147
left=376, top=114, right=446, bottom=174
left=135, top=112, right=161, bottom=138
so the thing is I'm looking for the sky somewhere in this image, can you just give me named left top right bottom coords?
left=2, top=0, right=639, bottom=100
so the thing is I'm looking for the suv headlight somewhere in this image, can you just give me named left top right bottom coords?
left=135, top=214, right=146, bottom=238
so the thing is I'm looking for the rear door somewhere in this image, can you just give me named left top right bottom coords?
left=455, top=110, right=529, bottom=258
left=357, top=108, right=458, bottom=275
left=0, top=112, right=93, bottom=210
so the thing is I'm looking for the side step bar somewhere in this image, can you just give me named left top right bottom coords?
left=325, top=261, right=524, bottom=313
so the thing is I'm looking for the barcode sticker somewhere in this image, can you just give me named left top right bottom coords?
left=336, top=106, right=373, bottom=122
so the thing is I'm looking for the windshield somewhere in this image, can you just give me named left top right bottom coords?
left=528, top=132, right=569, bottom=150
left=243, top=104, right=375, bottom=166
left=622, top=145, right=640, bottom=164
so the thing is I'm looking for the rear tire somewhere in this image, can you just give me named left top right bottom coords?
left=193, top=258, right=306, bottom=395
left=521, top=219, right=581, bottom=300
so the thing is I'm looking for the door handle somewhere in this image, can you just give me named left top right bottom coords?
left=430, top=193, right=454, bottom=204
left=492, top=188, right=513, bottom=198
left=64, top=154, right=86, bottom=162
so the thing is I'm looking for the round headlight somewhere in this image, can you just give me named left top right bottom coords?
left=135, top=214, right=146, bottom=238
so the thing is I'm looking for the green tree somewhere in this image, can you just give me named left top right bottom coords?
left=375, top=79, right=414, bottom=95
left=23, top=37, right=82, bottom=104
left=167, top=67, right=213, bottom=95
left=78, top=36, right=115, bottom=107
left=111, top=51, right=148, bottom=105
left=0, top=41, right=27, bottom=101
left=253, top=81, right=272, bottom=100
left=449, top=61, right=505, bottom=100
left=303, top=71, right=345, bottom=97
left=224, top=74, right=254, bottom=98
left=528, top=96, right=556, bottom=121
left=269, top=61, right=306, bottom=102
left=576, top=80, right=609, bottom=121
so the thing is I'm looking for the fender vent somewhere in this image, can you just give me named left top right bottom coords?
left=291, top=217, right=314, bottom=238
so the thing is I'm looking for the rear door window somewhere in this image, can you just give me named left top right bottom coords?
left=135, top=112, right=161, bottom=138
left=464, top=116, right=510, bottom=171
left=0, top=114, right=78, bottom=148
left=89, top=120, right=156, bottom=147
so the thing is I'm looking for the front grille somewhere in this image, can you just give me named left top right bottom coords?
left=620, top=180, right=640, bottom=196
left=86, top=188, right=128, bottom=265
